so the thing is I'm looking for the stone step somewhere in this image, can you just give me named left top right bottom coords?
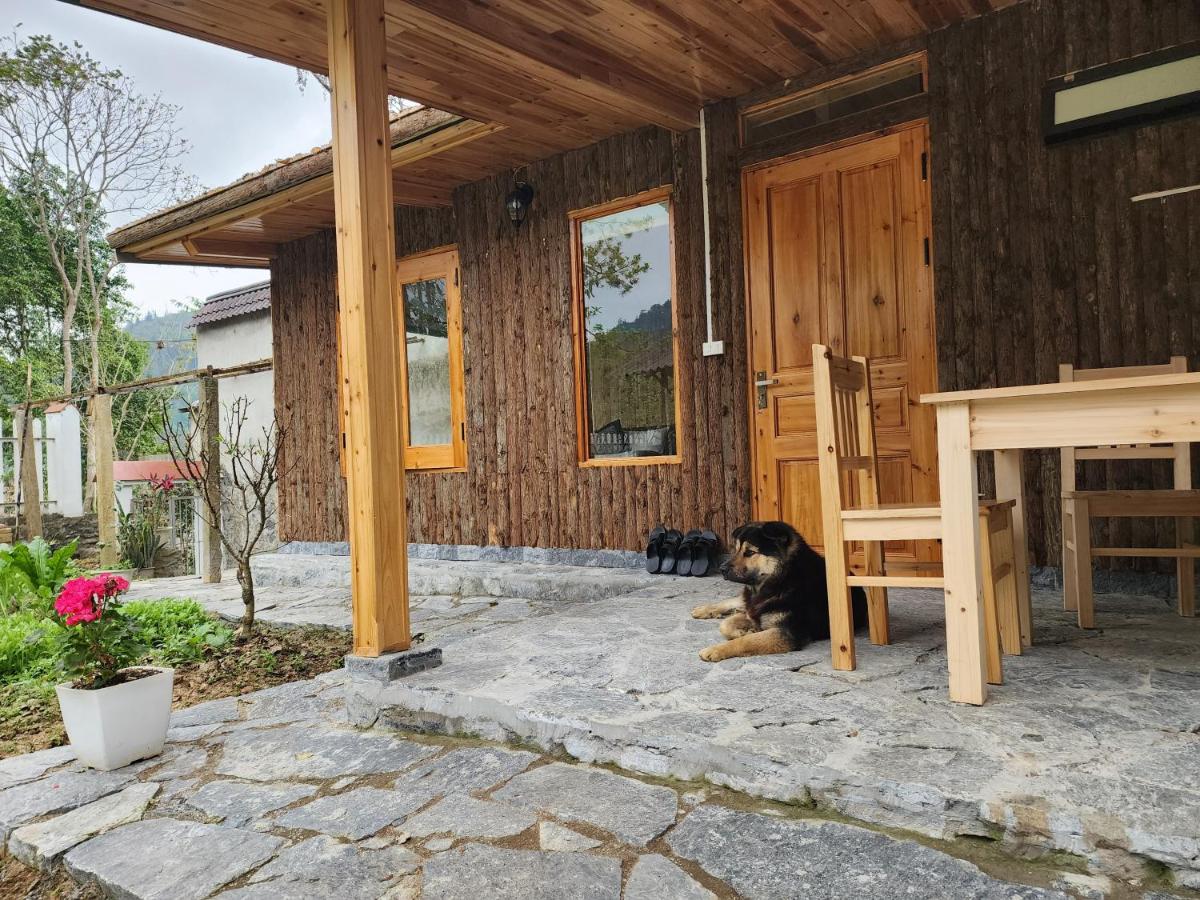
left=250, top=554, right=660, bottom=602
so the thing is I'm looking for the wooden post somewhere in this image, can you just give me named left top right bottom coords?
left=199, top=375, right=223, bottom=583
left=327, top=0, right=410, bottom=656
left=16, top=408, right=43, bottom=540
left=93, top=394, right=118, bottom=568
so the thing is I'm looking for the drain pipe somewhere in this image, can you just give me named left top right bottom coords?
left=699, top=106, right=723, bottom=357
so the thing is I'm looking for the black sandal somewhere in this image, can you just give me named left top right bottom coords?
left=659, top=529, right=684, bottom=574
left=676, top=529, right=702, bottom=576
left=690, top=529, right=721, bottom=577
left=645, top=524, right=667, bottom=573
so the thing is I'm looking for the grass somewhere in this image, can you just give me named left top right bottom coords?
left=0, top=596, right=350, bottom=758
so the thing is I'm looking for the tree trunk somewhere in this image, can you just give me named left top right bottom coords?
left=236, top=560, right=255, bottom=639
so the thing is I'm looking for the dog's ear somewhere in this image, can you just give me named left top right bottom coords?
left=760, top=521, right=796, bottom=552
left=731, top=523, right=748, bottom=544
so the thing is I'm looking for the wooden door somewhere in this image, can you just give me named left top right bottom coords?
left=744, top=122, right=938, bottom=564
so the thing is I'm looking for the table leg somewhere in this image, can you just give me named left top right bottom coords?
left=993, top=449, right=1031, bottom=649
left=936, top=402, right=988, bottom=705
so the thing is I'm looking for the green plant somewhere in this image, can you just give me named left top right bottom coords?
left=52, top=575, right=146, bottom=689
left=117, top=504, right=162, bottom=570
left=0, top=538, right=78, bottom=611
left=124, top=599, right=232, bottom=666
left=0, top=610, right=59, bottom=682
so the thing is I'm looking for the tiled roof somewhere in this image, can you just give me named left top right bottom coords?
left=190, top=281, right=271, bottom=328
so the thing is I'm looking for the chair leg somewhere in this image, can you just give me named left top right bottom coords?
left=863, top=539, right=889, bottom=645
left=1065, top=497, right=1095, bottom=628
left=826, top=538, right=857, bottom=672
left=1062, top=498, right=1078, bottom=612
left=993, top=507, right=1022, bottom=656
left=1177, top=517, right=1195, bottom=618
left=978, top=509, right=1003, bottom=686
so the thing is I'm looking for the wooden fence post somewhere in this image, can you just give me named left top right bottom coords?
left=93, top=394, right=118, bottom=568
left=200, top=375, right=223, bottom=582
left=16, top=407, right=43, bottom=540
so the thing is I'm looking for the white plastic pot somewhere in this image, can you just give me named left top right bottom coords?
left=56, top=666, right=174, bottom=771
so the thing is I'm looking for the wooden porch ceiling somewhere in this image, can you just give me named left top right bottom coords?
left=87, top=0, right=1015, bottom=266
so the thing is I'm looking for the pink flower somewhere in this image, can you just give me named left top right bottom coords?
left=54, top=575, right=127, bottom=627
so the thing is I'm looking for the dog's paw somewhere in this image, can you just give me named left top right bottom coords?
left=692, top=604, right=725, bottom=619
left=699, top=644, right=726, bottom=662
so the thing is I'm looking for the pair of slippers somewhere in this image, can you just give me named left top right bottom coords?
left=646, top=525, right=720, bottom=576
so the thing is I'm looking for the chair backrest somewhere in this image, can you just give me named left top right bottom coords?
left=812, top=344, right=882, bottom=517
left=1059, top=357, right=1191, bottom=491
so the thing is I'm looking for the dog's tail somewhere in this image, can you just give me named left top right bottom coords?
left=850, top=587, right=870, bottom=632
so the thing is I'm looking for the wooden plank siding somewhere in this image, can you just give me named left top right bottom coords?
left=272, top=105, right=751, bottom=549
left=273, top=0, right=1199, bottom=568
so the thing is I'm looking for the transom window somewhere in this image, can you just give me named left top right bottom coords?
left=570, top=187, right=680, bottom=466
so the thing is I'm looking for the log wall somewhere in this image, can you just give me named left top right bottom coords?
left=928, top=0, right=1200, bottom=567
left=273, top=0, right=1199, bottom=566
left=272, top=103, right=750, bottom=549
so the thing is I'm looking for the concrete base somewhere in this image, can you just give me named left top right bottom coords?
left=345, top=649, right=443, bottom=683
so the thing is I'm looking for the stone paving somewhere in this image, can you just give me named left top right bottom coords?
left=108, top=557, right=1200, bottom=894
left=3, top=670, right=1124, bottom=900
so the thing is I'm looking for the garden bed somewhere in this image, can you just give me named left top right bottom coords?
left=1, top=618, right=350, bottom=757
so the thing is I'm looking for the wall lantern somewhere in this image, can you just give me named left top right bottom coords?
left=1043, top=42, right=1200, bottom=143
left=505, top=182, right=534, bottom=228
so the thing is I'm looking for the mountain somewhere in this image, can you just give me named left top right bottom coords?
left=124, top=308, right=198, bottom=377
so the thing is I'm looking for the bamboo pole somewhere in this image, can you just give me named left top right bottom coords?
left=18, top=358, right=274, bottom=410
left=93, top=394, right=118, bottom=569
left=199, top=375, right=223, bottom=583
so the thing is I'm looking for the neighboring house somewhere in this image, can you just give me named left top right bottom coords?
left=113, top=459, right=201, bottom=576
left=190, top=282, right=279, bottom=557
left=101, top=0, right=1198, bottom=577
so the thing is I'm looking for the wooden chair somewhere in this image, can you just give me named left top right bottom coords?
left=812, top=344, right=1020, bottom=684
left=1060, top=357, right=1199, bottom=627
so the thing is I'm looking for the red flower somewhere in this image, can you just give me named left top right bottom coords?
left=54, top=575, right=130, bottom=627
left=150, top=474, right=176, bottom=493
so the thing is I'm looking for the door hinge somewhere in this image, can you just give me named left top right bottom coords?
left=454, top=267, right=460, bottom=287
left=923, top=237, right=931, bottom=267
left=920, top=151, right=928, bottom=181
left=461, top=421, right=466, bottom=441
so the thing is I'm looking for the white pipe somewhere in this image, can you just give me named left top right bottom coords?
left=699, top=106, right=723, bottom=357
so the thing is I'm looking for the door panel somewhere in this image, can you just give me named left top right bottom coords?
left=745, top=123, right=938, bottom=564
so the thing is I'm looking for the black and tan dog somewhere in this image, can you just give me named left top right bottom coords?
left=691, top=521, right=868, bottom=662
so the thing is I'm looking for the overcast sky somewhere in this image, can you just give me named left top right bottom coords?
left=6, top=0, right=334, bottom=315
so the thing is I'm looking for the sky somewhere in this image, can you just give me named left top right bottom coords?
left=5, top=0, right=334, bottom=315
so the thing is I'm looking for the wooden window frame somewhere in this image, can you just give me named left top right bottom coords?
left=395, top=246, right=467, bottom=472
left=568, top=185, right=683, bottom=468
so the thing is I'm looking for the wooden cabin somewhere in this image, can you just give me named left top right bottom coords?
left=96, top=0, right=1199, bottom=657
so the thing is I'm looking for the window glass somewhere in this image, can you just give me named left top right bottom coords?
left=403, top=277, right=452, bottom=447
left=577, top=196, right=677, bottom=461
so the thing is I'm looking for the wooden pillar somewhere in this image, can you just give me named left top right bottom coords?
left=327, top=0, right=410, bottom=656
left=16, top=407, right=43, bottom=540
left=199, top=374, right=223, bottom=583
left=93, top=394, right=118, bottom=568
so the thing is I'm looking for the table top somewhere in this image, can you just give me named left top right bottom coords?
left=920, top=371, right=1200, bottom=405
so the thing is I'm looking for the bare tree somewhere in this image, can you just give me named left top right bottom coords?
left=0, top=34, right=195, bottom=393
left=160, top=395, right=289, bottom=639
left=295, top=68, right=413, bottom=116
left=0, top=34, right=196, bottom=506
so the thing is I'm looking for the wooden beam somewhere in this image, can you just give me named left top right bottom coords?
left=199, top=375, right=223, bottom=584
left=329, top=0, right=410, bottom=656
left=93, top=394, right=118, bottom=569
left=15, top=409, right=43, bottom=540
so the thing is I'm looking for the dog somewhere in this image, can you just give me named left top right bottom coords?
left=691, top=521, right=868, bottom=662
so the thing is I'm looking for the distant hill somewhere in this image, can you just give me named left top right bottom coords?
left=124, top=308, right=198, bottom=378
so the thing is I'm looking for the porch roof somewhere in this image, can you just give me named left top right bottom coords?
left=87, top=0, right=1014, bottom=267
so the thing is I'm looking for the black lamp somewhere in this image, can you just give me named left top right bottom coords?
left=505, top=182, right=534, bottom=228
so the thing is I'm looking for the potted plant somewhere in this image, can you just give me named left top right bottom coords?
left=52, top=574, right=173, bottom=770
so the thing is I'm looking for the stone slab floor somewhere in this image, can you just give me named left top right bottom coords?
left=110, top=563, right=1200, bottom=895
left=4, top=669, right=1174, bottom=900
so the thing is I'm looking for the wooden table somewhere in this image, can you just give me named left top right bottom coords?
left=921, top=371, right=1200, bottom=705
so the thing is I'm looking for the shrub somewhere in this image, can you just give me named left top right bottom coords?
left=0, top=538, right=79, bottom=613
left=124, top=598, right=233, bottom=666
left=0, top=610, right=59, bottom=682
